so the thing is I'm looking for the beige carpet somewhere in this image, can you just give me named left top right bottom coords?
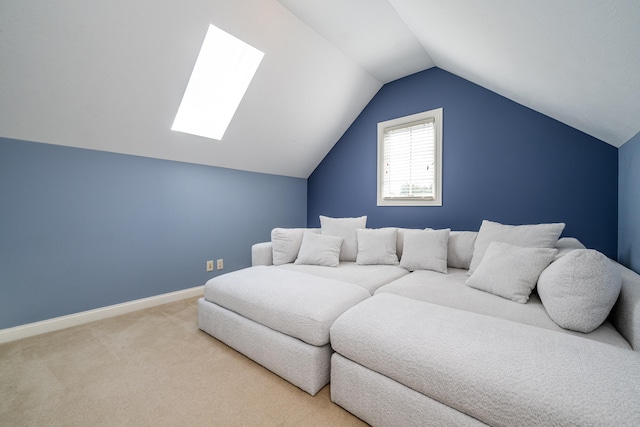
left=0, top=297, right=367, bottom=426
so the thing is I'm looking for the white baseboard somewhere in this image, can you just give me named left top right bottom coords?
left=0, top=286, right=204, bottom=345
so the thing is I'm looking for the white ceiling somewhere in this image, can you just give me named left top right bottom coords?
left=281, top=0, right=640, bottom=147
left=1, top=0, right=639, bottom=178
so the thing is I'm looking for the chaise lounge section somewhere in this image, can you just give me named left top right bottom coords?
left=330, top=293, right=640, bottom=426
left=197, top=266, right=371, bottom=395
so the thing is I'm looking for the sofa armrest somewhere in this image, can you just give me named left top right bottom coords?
left=610, top=263, right=640, bottom=351
left=252, top=242, right=273, bottom=266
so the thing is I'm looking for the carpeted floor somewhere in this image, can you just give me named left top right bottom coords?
left=0, top=297, right=367, bottom=426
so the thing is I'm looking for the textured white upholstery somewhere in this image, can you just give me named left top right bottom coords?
left=270, top=227, right=321, bottom=265
left=294, top=232, right=343, bottom=267
left=198, top=299, right=332, bottom=395
left=610, top=265, right=640, bottom=351
left=331, top=294, right=640, bottom=426
left=400, top=228, right=450, bottom=273
left=204, top=266, right=369, bottom=346
left=331, top=353, right=485, bottom=427
left=465, top=241, right=557, bottom=303
left=447, top=230, right=477, bottom=269
left=251, top=241, right=272, bottom=266
left=468, top=220, right=565, bottom=274
left=376, top=268, right=630, bottom=348
left=539, top=249, right=622, bottom=333
left=319, top=215, right=367, bottom=261
left=356, top=228, right=399, bottom=265
left=278, top=262, right=409, bottom=294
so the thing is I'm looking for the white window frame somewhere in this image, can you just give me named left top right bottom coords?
left=377, top=108, right=443, bottom=206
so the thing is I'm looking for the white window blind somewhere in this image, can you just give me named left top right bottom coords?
left=377, top=108, right=442, bottom=206
left=383, top=118, right=435, bottom=200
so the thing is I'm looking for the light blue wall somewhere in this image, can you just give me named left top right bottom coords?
left=0, top=137, right=307, bottom=329
left=619, top=132, right=640, bottom=273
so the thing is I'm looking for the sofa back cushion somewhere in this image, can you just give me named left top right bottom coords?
left=447, top=231, right=477, bottom=269
left=553, top=237, right=586, bottom=260
left=320, top=215, right=367, bottom=262
left=395, top=228, right=416, bottom=260
left=271, top=228, right=319, bottom=265
left=395, top=229, right=477, bottom=269
left=468, top=220, right=565, bottom=274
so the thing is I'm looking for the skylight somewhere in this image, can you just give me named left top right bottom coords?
left=172, top=24, right=264, bottom=141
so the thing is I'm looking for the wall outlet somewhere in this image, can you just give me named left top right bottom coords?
left=206, top=260, right=214, bottom=272
left=216, top=259, right=224, bottom=270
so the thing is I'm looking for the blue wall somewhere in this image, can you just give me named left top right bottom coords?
left=0, top=137, right=306, bottom=329
left=619, top=132, right=640, bottom=272
left=308, top=68, right=618, bottom=258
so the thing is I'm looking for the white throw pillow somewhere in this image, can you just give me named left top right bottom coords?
left=395, top=227, right=428, bottom=259
left=537, top=249, right=622, bottom=333
left=320, top=215, right=367, bottom=262
left=271, top=228, right=320, bottom=265
left=466, top=241, right=557, bottom=303
left=400, top=229, right=450, bottom=273
left=468, top=220, right=565, bottom=274
left=294, top=232, right=343, bottom=267
left=356, top=228, right=399, bottom=265
left=447, top=231, right=478, bottom=270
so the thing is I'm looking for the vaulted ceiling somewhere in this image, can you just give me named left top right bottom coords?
left=1, top=0, right=638, bottom=178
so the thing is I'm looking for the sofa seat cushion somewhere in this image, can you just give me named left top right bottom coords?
left=203, top=266, right=369, bottom=346
left=330, top=294, right=640, bottom=427
left=278, top=261, right=409, bottom=294
left=376, top=268, right=630, bottom=349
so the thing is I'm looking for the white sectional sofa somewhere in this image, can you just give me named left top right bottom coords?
left=198, top=216, right=640, bottom=426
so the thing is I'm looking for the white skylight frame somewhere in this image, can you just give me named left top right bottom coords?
left=172, top=24, right=264, bottom=141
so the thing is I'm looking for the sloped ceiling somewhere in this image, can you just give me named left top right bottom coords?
left=0, top=0, right=381, bottom=178
left=280, top=0, right=640, bottom=148
left=1, top=0, right=639, bottom=179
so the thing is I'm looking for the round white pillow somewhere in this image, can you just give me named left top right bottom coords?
left=537, top=249, right=621, bottom=333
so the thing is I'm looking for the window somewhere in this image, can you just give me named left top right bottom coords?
left=377, top=108, right=443, bottom=206
left=172, top=24, right=264, bottom=141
